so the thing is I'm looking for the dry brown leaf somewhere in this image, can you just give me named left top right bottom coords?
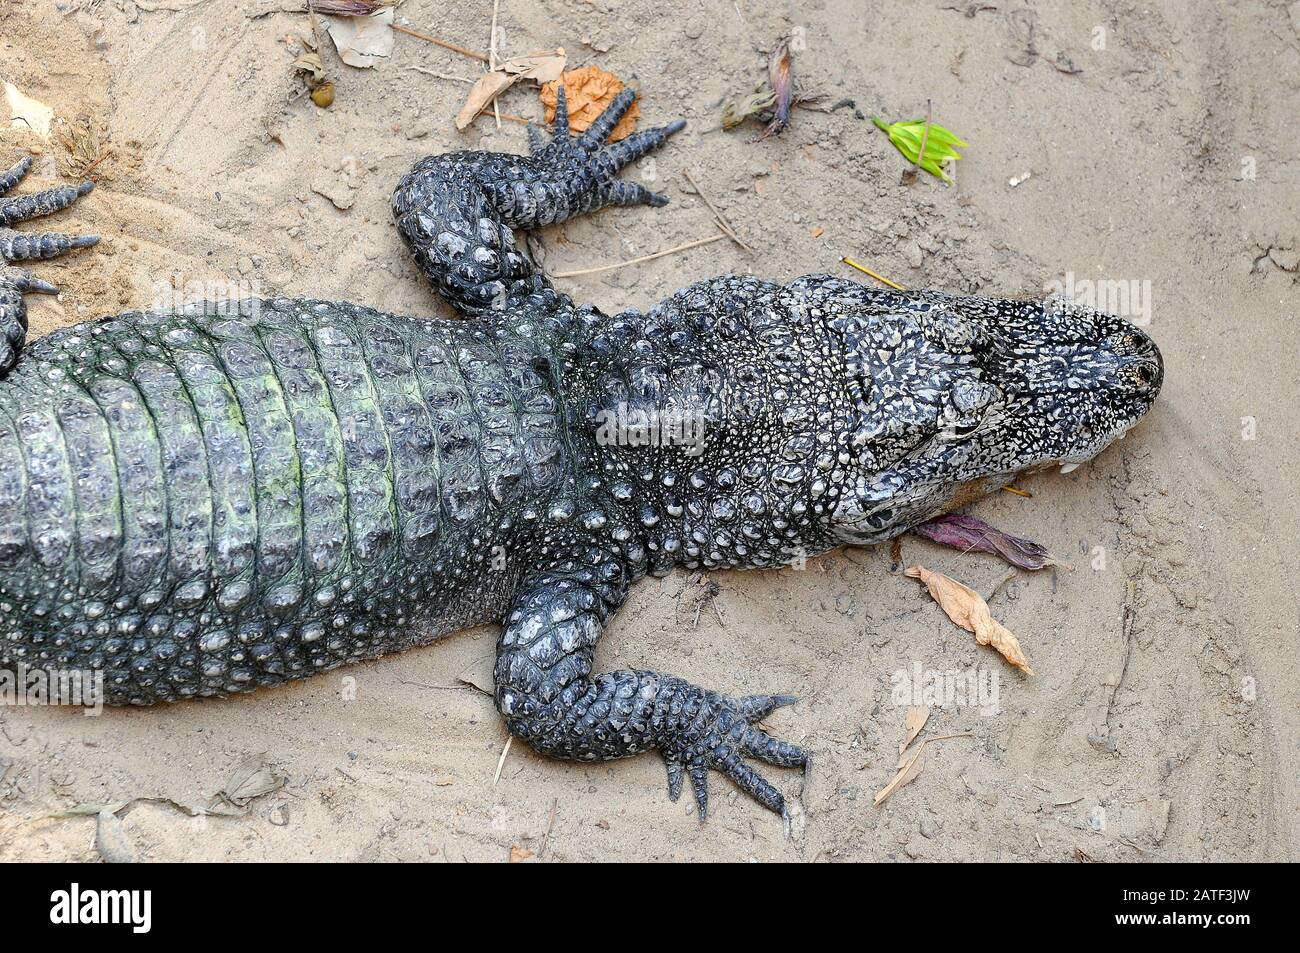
left=540, top=65, right=640, bottom=142
left=455, top=71, right=517, bottom=129
left=509, top=846, right=535, bottom=863
left=905, top=564, right=1035, bottom=675
left=324, top=9, right=395, bottom=69
left=900, top=705, right=930, bottom=755
left=503, top=51, right=567, bottom=84
left=455, top=50, right=566, bottom=130
left=874, top=743, right=926, bottom=806
left=292, top=50, right=326, bottom=84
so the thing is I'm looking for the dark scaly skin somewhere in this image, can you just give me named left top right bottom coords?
left=0, top=89, right=1163, bottom=820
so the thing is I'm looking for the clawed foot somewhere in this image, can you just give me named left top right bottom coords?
left=525, top=86, right=687, bottom=217
left=1, top=153, right=100, bottom=261
left=659, top=686, right=810, bottom=821
left=0, top=153, right=100, bottom=374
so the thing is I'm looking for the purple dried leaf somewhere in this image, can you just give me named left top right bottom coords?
left=310, top=0, right=387, bottom=16
left=756, top=38, right=794, bottom=140
left=912, top=513, right=1056, bottom=571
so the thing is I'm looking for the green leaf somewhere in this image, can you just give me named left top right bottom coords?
left=872, top=115, right=969, bottom=182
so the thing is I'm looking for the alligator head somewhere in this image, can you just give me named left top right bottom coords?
left=829, top=290, right=1163, bottom=545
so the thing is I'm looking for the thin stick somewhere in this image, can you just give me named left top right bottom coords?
left=919, top=731, right=974, bottom=744
left=538, top=798, right=558, bottom=858
left=489, top=0, right=502, bottom=129
left=1000, top=484, right=1033, bottom=498
left=406, top=67, right=474, bottom=83
left=392, top=23, right=490, bottom=62
left=493, top=735, right=513, bottom=786
left=841, top=256, right=906, bottom=291
left=552, top=233, right=727, bottom=278
left=683, top=169, right=753, bottom=254
left=912, top=99, right=933, bottom=179
left=470, top=108, right=531, bottom=126
left=82, top=149, right=114, bottom=177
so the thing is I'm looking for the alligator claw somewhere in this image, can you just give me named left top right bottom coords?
left=0, top=153, right=98, bottom=376
left=531, top=86, right=687, bottom=215
left=0, top=154, right=99, bottom=263
left=659, top=688, right=809, bottom=820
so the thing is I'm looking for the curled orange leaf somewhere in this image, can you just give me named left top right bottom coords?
left=540, top=66, right=640, bottom=141
left=905, top=564, right=1035, bottom=675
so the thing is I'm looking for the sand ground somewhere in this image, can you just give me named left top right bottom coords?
left=0, top=0, right=1296, bottom=862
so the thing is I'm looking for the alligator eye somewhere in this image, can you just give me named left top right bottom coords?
left=951, top=380, right=996, bottom=414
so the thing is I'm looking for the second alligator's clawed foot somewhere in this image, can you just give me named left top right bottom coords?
left=0, top=153, right=100, bottom=376
left=0, top=153, right=100, bottom=262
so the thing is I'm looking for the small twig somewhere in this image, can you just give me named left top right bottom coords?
left=538, top=798, right=558, bottom=858
left=906, top=99, right=934, bottom=183
left=398, top=679, right=473, bottom=691
left=136, top=0, right=209, bottom=10
left=469, top=108, right=531, bottom=126
left=305, top=0, right=322, bottom=55
left=683, top=169, right=753, bottom=254
left=841, top=256, right=906, bottom=291
left=1000, top=485, right=1033, bottom=498
left=406, top=67, right=474, bottom=83
left=917, top=731, right=974, bottom=744
left=82, top=149, right=113, bottom=178
left=552, top=233, right=728, bottom=278
left=392, top=23, right=490, bottom=62
left=489, top=0, right=502, bottom=130
left=493, top=735, right=513, bottom=786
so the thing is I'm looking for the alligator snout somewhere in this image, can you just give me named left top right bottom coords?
left=1106, top=325, right=1164, bottom=400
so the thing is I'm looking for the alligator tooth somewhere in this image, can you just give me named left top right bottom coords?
left=1059, top=462, right=1080, bottom=474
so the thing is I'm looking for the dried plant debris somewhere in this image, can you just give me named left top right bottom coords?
left=56, top=114, right=110, bottom=179
left=758, top=36, right=794, bottom=139
left=905, top=564, right=1035, bottom=674
left=292, top=29, right=335, bottom=107
left=249, top=0, right=398, bottom=14
left=912, top=513, right=1057, bottom=570
left=721, top=35, right=815, bottom=140
left=871, top=116, right=968, bottom=182
left=875, top=742, right=928, bottom=806
left=311, top=0, right=395, bottom=13
left=324, top=7, right=395, bottom=68
left=206, top=753, right=286, bottom=816
left=539, top=64, right=636, bottom=140
left=875, top=707, right=975, bottom=807
left=900, top=705, right=931, bottom=754
left=457, top=50, right=567, bottom=131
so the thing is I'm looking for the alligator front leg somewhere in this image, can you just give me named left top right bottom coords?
left=495, top=544, right=810, bottom=820
left=392, top=88, right=685, bottom=315
left=0, top=153, right=100, bottom=376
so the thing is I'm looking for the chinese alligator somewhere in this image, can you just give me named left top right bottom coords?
left=0, top=89, right=1162, bottom=818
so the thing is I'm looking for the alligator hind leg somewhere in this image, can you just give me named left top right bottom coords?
left=0, top=154, right=100, bottom=376
left=493, top=544, right=810, bottom=821
left=392, top=87, right=686, bottom=315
